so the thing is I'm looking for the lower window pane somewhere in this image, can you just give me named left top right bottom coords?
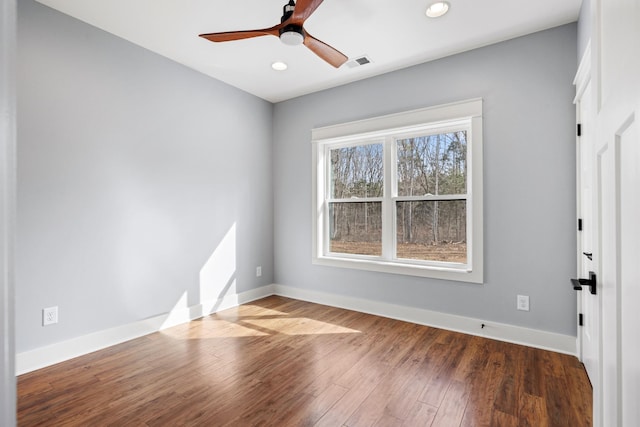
left=329, top=202, right=382, bottom=256
left=396, top=200, right=467, bottom=263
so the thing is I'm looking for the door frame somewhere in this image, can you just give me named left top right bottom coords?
left=574, top=41, right=601, bottom=425
left=574, top=42, right=591, bottom=364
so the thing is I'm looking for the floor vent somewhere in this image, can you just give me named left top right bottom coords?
left=346, top=55, right=372, bottom=68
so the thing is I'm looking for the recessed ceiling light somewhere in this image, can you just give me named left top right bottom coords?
left=271, top=61, right=288, bottom=71
left=426, top=1, right=450, bottom=18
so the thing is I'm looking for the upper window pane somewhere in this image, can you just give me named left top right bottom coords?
left=330, top=144, right=383, bottom=199
left=396, top=131, right=467, bottom=197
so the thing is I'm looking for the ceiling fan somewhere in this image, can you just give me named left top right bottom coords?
left=199, top=0, right=348, bottom=68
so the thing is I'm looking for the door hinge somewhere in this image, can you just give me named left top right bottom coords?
left=579, top=313, right=584, bottom=326
left=577, top=123, right=582, bottom=137
left=578, top=218, right=583, bottom=231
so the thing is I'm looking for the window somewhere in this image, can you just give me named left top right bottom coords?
left=312, top=99, right=483, bottom=283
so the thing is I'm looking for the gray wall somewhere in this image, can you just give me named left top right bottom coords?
left=16, top=0, right=274, bottom=353
left=273, top=24, right=578, bottom=336
left=1, top=0, right=17, bottom=423
left=578, top=0, right=591, bottom=60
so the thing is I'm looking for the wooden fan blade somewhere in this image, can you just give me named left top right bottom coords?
left=303, top=32, right=348, bottom=68
left=199, top=25, right=281, bottom=42
left=291, top=0, right=325, bottom=25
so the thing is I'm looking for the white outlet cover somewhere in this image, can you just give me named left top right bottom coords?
left=517, top=295, right=530, bottom=311
left=256, top=266, right=262, bottom=277
left=43, top=306, right=59, bottom=326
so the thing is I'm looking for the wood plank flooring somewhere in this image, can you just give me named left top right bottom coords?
left=17, top=296, right=592, bottom=426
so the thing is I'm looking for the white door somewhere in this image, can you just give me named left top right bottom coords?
left=592, top=0, right=640, bottom=425
left=575, top=76, right=599, bottom=392
left=596, top=112, right=640, bottom=427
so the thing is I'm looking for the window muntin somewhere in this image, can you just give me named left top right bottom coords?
left=312, top=99, right=483, bottom=283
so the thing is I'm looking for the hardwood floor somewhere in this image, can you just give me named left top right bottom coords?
left=17, top=296, right=592, bottom=426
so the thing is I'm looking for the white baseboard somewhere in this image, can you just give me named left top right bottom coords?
left=16, top=285, right=275, bottom=375
left=273, top=284, right=577, bottom=356
left=17, top=282, right=576, bottom=375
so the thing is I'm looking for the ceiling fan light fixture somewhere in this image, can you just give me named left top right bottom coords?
left=200, top=0, right=348, bottom=68
left=280, top=30, right=304, bottom=46
left=271, top=61, right=288, bottom=71
left=426, top=1, right=450, bottom=18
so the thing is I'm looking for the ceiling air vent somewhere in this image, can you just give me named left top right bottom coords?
left=346, top=55, right=373, bottom=68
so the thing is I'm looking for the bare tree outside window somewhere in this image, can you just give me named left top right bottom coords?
left=329, top=144, right=383, bottom=256
left=328, top=134, right=467, bottom=262
left=313, top=99, right=482, bottom=282
left=396, top=132, right=467, bottom=263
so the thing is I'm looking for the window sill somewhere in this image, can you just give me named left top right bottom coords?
left=313, top=255, right=483, bottom=283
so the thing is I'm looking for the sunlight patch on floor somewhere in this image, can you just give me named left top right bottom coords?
left=162, top=319, right=269, bottom=338
left=162, top=315, right=361, bottom=338
left=241, top=317, right=361, bottom=336
left=214, top=304, right=290, bottom=319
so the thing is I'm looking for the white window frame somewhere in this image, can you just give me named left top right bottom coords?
left=312, top=98, right=483, bottom=283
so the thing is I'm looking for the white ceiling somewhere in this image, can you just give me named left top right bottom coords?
left=35, top=0, right=582, bottom=103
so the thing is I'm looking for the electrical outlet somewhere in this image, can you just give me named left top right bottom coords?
left=517, top=295, right=530, bottom=312
left=256, top=266, right=262, bottom=277
left=43, top=306, right=58, bottom=326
